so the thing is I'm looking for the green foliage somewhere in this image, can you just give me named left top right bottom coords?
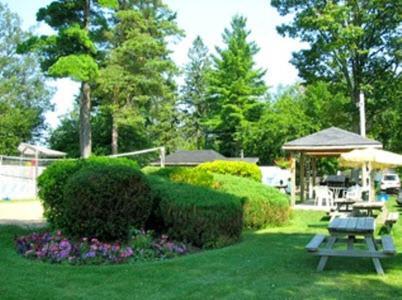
left=197, top=160, right=262, bottom=182
left=0, top=3, right=53, bottom=155
left=49, top=54, right=99, bottom=81
left=37, top=156, right=139, bottom=228
left=179, top=36, right=211, bottom=149
left=98, top=0, right=118, bottom=8
left=96, top=1, right=183, bottom=154
left=37, top=160, right=83, bottom=228
left=213, top=174, right=290, bottom=229
left=148, top=167, right=214, bottom=188
left=49, top=108, right=153, bottom=159
left=63, top=164, right=152, bottom=241
left=242, top=85, right=317, bottom=164
left=3, top=209, right=402, bottom=298
left=206, top=15, right=267, bottom=156
left=19, top=0, right=115, bottom=157
left=147, top=175, right=243, bottom=248
left=271, top=0, right=401, bottom=133
left=21, top=0, right=109, bottom=80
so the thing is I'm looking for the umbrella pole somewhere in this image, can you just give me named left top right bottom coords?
left=367, top=162, right=375, bottom=202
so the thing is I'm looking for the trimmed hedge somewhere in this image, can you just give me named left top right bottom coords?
left=63, top=165, right=152, bottom=241
left=144, top=167, right=214, bottom=188
left=213, top=174, right=290, bottom=229
left=147, top=175, right=243, bottom=248
left=37, top=157, right=139, bottom=229
left=197, top=160, right=262, bottom=182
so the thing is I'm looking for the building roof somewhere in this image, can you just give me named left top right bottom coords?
left=163, top=150, right=226, bottom=165
left=226, top=157, right=259, bottom=164
left=159, top=150, right=259, bottom=166
left=282, top=127, right=382, bottom=152
left=18, top=143, right=67, bottom=157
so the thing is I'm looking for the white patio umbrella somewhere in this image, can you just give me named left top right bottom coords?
left=339, top=148, right=402, bottom=201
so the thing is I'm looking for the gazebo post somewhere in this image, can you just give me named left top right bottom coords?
left=300, top=153, right=305, bottom=202
left=312, top=157, right=317, bottom=187
left=290, top=154, right=296, bottom=207
left=307, top=157, right=313, bottom=200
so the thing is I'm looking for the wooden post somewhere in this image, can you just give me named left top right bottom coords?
left=312, top=157, right=317, bottom=187
left=290, top=155, right=296, bottom=207
left=300, top=153, right=305, bottom=202
left=308, top=157, right=313, bottom=200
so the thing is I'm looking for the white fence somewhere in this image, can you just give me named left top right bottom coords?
left=0, top=156, right=52, bottom=200
left=0, top=147, right=165, bottom=200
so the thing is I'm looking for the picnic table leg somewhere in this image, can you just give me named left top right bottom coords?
left=365, top=236, right=384, bottom=275
left=347, top=235, right=354, bottom=250
left=317, top=237, right=337, bottom=272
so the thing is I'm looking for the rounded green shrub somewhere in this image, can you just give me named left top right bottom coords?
left=197, top=160, right=262, bottom=182
left=37, top=159, right=84, bottom=228
left=147, top=167, right=214, bottom=188
left=37, top=156, right=139, bottom=229
left=213, top=174, right=290, bottom=229
left=147, top=176, right=243, bottom=248
left=63, top=165, right=152, bottom=241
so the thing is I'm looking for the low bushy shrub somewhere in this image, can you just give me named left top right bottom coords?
left=37, top=157, right=139, bottom=229
left=63, top=165, right=152, bottom=241
left=146, top=167, right=214, bottom=188
left=147, top=175, right=243, bottom=248
left=37, top=159, right=84, bottom=228
left=197, top=160, right=262, bottom=182
left=213, top=174, right=290, bottom=229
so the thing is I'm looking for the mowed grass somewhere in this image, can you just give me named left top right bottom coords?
left=1, top=203, right=402, bottom=299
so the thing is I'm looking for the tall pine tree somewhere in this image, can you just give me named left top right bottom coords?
left=97, top=0, right=183, bottom=154
left=207, top=15, right=267, bottom=156
left=180, top=36, right=211, bottom=149
left=19, top=0, right=117, bottom=157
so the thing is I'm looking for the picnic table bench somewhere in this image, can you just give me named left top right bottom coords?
left=352, top=202, right=385, bottom=217
left=305, top=217, right=397, bottom=275
left=384, top=211, right=399, bottom=232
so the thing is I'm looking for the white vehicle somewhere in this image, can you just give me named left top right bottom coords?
left=380, top=173, right=400, bottom=191
left=260, top=166, right=291, bottom=193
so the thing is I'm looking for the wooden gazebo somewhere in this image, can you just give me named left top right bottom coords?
left=282, top=127, right=382, bottom=206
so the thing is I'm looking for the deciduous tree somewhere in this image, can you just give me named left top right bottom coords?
left=0, top=3, right=53, bottom=155
left=271, top=0, right=401, bottom=133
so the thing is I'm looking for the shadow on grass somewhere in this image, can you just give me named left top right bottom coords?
left=307, top=223, right=328, bottom=228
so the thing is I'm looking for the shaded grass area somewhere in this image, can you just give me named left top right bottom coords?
left=1, top=206, right=402, bottom=299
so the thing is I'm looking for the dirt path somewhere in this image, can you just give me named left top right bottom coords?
left=0, top=200, right=45, bottom=226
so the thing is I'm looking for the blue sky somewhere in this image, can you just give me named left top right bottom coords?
left=4, top=0, right=303, bottom=129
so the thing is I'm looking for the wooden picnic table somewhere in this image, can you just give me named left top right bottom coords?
left=352, top=201, right=385, bottom=217
left=306, top=217, right=396, bottom=275
left=333, top=199, right=356, bottom=212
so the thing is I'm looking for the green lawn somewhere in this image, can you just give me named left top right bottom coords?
left=1, top=203, right=402, bottom=299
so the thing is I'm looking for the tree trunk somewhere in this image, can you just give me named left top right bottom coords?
left=79, top=0, right=92, bottom=158
left=111, top=113, right=118, bottom=155
left=80, top=82, right=92, bottom=158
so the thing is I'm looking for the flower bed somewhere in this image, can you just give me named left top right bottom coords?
left=15, top=230, right=189, bottom=265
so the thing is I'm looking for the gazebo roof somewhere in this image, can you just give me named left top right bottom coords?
left=282, top=127, right=382, bottom=152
